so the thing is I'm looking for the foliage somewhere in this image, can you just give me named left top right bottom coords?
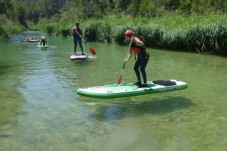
left=84, top=21, right=115, bottom=43
left=0, top=15, right=23, bottom=42
left=0, top=0, right=227, bottom=54
left=0, top=25, right=9, bottom=43
left=82, top=13, right=227, bottom=54
left=1, top=0, right=227, bottom=29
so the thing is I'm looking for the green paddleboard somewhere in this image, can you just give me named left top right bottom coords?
left=37, top=43, right=49, bottom=48
left=77, top=79, right=188, bottom=99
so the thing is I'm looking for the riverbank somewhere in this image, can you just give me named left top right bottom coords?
left=2, top=13, right=227, bottom=54
left=0, top=14, right=24, bottom=43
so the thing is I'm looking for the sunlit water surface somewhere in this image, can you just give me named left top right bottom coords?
left=0, top=34, right=227, bottom=151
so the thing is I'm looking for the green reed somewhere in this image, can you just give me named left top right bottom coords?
left=0, top=24, right=24, bottom=43
left=10, top=13, right=226, bottom=54
left=82, top=13, right=227, bottom=54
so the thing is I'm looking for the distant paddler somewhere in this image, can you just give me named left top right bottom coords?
left=39, top=36, right=48, bottom=46
left=71, top=22, right=85, bottom=55
left=24, top=37, right=39, bottom=42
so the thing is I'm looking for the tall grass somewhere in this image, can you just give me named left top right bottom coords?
left=84, top=22, right=115, bottom=43
left=0, top=25, right=9, bottom=43
left=81, top=13, right=227, bottom=54
left=3, top=12, right=226, bottom=54
left=0, top=14, right=24, bottom=42
left=0, top=24, right=24, bottom=43
left=31, top=18, right=72, bottom=36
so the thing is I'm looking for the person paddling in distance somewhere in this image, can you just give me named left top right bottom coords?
left=71, top=22, right=85, bottom=55
left=40, top=36, right=47, bottom=46
left=124, top=30, right=150, bottom=87
left=27, top=37, right=34, bottom=41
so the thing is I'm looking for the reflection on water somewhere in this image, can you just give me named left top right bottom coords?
left=90, top=96, right=194, bottom=121
left=0, top=36, right=227, bottom=151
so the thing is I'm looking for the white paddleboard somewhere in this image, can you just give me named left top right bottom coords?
left=70, top=53, right=88, bottom=60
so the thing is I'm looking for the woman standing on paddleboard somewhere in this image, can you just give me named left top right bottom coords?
left=124, top=30, right=150, bottom=87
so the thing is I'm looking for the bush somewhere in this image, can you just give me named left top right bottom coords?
left=0, top=25, right=9, bottom=43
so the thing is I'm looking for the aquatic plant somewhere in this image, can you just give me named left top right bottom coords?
left=82, top=13, right=227, bottom=54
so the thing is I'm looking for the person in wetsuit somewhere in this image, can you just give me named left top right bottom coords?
left=71, top=22, right=85, bottom=55
left=124, top=30, right=150, bottom=87
left=40, top=36, right=47, bottom=46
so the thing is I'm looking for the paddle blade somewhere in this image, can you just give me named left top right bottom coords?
left=117, top=75, right=122, bottom=84
left=89, top=48, right=96, bottom=55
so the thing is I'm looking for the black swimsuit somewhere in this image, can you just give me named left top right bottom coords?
left=131, top=42, right=149, bottom=84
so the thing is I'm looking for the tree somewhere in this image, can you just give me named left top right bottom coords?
left=139, top=0, right=155, bottom=17
left=17, top=4, right=28, bottom=28
left=115, top=0, right=132, bottom=11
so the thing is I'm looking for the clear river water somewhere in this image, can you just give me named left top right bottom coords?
left=0, top=32, right=227, bottom=151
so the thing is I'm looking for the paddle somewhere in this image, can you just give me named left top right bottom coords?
left=83, top=39, right=96, bottom=55
left=73, top=28, right=96, bottom=55
left=117, top=39, right=133, bottom=84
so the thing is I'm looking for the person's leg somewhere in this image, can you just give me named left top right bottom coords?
left=134, top=57, right=142, bottom=85
left=78, top=39, right=84, bottom=54
left=73, top=39, right=77, bottom=54
left=140, top=57, right=149, bottom=86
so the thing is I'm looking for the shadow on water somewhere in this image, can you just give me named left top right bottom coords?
left=88, top=96, right=195, bottom=121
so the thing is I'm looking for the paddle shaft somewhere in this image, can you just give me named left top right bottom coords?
left=119, top=62, right=126, bottom=76
left=83, top=39, right=90, bottom=47
left=117, top=39, right=133, bottom=84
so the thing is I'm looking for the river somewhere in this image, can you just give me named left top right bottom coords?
left=0, top=33, right=227, bottom=151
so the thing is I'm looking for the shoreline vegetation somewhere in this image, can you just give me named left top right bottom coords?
left=2, top=13, right=226, bottom=55
left=0, top=0, right=226, bottom=55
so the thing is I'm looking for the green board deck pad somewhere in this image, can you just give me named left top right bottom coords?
left=37, top=43, right=49, bottom=48
left=77, top=79, right=188, bottom=99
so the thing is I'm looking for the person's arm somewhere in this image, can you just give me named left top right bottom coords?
left=124, top=49, right=132, bottom=62
left=70, top=27, right=75, bottom=38
left=132, top=37, right=144, bottom=46
left=70, top=27, right=74, bottom=32
left=74, top=28, right=82, bottom=37
left=78, top=28, right=82, bottom=37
